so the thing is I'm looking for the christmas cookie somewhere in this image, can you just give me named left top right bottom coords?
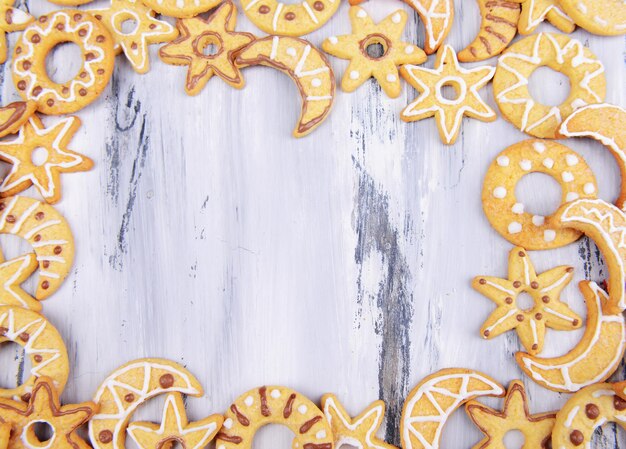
left=216, top=386, right=333, bottom=449
left=472, top=246, right=582, bottom=354
left=465, top=380, right=555, bottom=449
left=0, top=115, right=93, bottom=204
left=236, top=36, right=335, bottom=137
left=0, top=101, right=36, bottom=138
left=0, top=253, right=39, bottom=310
left=0, top=422, right=9, bottom=449
left=0, top=376, right=96, bottom=449
left=13, top=10, right=115, bottom=115
left=401, top=369, right=505, bottom=449
left=0, top=196, right=75, bottom=300
left=322, top=7, right=427, bottom=98
left=90, top=0, right=178, bottom=74
left=0, top=1, right=33, bottom=64
left=159, top=1, right=255, bottom=95
left=494, top=33, right=605, bottom=139
left=240, top=0, right=339, bottom=36
left=141, top=0, right=220, bottom=18
left=481, top=140, right=597, bottom=249
left=458, top=0, right=521, bottom=62
left=513, top=0, right=575, bottom=33
left=558, top=0, right=626, bottom=35
left=400, top=44, right=496, bottom=145
left=0, top=306, right=69, bottom=402
left=90, top=359, right=204, bottom=449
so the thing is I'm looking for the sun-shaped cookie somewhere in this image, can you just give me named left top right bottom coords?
left=322, top=6, right=426, bottom=98
left=465, top=380, right=555, bottom=449
left=472, top=246, right=582, bottom=354
left=400, top=44, right=496, bottom=145
left=90, top=0, right=178, bottom=74
left=512, top=0, right=575, bottom=34
left=0, top=252, right=38, bottom=310
left=159, top=1, right=255, bottom=95
left=0, top=0, right=33, bottom=64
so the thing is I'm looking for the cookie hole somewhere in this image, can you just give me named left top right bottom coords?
left=517, top=292, right=534, bottom=311
left=503, top=430, right=525, bottom=449
left=31, top=147, right=49, bottom=167
left=436, top=77, right=466, bottom=104
left=515, top=173, right=563, bottom=217
left=45, top=41, right=83, bottom=84
left=119, top=19, right=138, bottom=35
left=529, top=67, right=570, bottom=107
left=439, top=82, right=460, bottom=101
left=32, top=422, right=55, bottom=444
left=195, top=34, right=222, bottom=57
left=0, top=342, right=33, bottom=389
left=252, top=424, right=295, bottom=449
left=362, top=35, right=389, bottom=59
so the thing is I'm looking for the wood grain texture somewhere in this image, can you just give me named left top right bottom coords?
left=0, top=0, right=625, bottom=446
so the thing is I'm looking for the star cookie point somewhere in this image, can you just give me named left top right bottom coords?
left=0, top=252, right=39, bottom=310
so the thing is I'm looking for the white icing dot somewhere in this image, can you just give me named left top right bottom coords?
left=533, top=141, right=546, bottom=153
left=508, top=222, right=522, bottom=234
left=542, top=158, right=554, bottom=169
left=566, top=192, right=579, bottom=202
left=519, top=159, right=532, bottom=171
left=392, top=12, right=401, bottom=23
left=496, top=156, right=509, bottom=167
left=223, top=419, right=233, bottom=429
left=493, top=186, right=507, bottom=199
left=532, top=215, right=545, bottom=226
left=562, top=171, right=574, bottom=182
left=311, top=78, right=322, bottom=87
left=244, top=396, right=254, bottom=406
left=566, top=154, right=579, bottom=166
left=298, top=404, right=308, bottom=414
left=218, top=445, right=226, bottom=449
left=286, top=47, right=297, bottom=57
left=584, top=182, right=596, bottom=194
left=271, top=389, right=281, bottom=398
left=350, top=70, right=359, bottom=80
left=405, top=45, right=415, bottom=54
left=356, top=9, right=367, bottom=18
left=316, top=430, right=326, bottom=439
left=544, top=229, right=556, bottom=242
left=328, top=36, right=338, bottom=45
left=512, top=203, right=524, bottom=214
left=386, top=74, right=397, bottom=82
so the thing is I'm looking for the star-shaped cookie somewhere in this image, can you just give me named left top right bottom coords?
left=91, top=0, right=178, bottom=74
left=513, top=0, right=575, bottom=34
left=472, top=246, right=582, bottom=354
left=159, top=1, right=254, bottom=95
left=0, top=115, right=93, bottom=204
left=321, top=394, right=397, bottom=449
left=0, top=0, right=33, bottom=64
left=128, top=393, right=223, bottom=449
left=0, top=376, right=96, bottom=449
left=322, top=6, right=427, bottom=98
left=465, top=380, right=555, bottom=449
left=400, top=44, right=496, bottom=144
left=0, top=252, right=39, bottom=310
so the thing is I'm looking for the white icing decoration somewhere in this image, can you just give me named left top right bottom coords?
left=405, top=45, right=415, bottom=54
left=350, top=70, right=359, bottom=80
left=244, top=395, right=254, bottom=406
left=533, top=142, right=546, bottom=153
left=543, top=229, right=556, bottom=242
left=493, top=186, right=507, bottom=198
left=566, top=192, right=579, bottom=202
left=512, top=203, right=524, bottom=214
left=386, top=74, right=397, bottom=83
left=562, top=171, right=574, bottom=182
left=496, top=155, right=509, bottom=167
left=566, top=154, right=579, bottom=166
left=356, top=8, right=367, bottom=18
left=542, top=158, right=554, bottom=169
left=584, top=183, right=595, bottom=194
left=519, top=159, right=532, bottom=171
left=508, top=222, right=522, bottom=234
left=532, top=215, right=545, bottom=226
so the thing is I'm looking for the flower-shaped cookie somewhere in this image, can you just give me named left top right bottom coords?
left=0, top=0, right=32, bottom=64
left=322, top=6, right=426, bottom=98
left=472, top=246, right=582, bottom=354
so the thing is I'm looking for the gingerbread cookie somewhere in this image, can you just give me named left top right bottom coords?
left=473, top=246, right=582, bottom=354
left=90, top=0, right=178, bottom=74
left=216, top=386, right=333, bottom=449
left=513, top=0, right=575, bottom=33
left=322, top=7, right=426, bottom=98
left=236, top=36, right=335, bottom=137
left=482, top=140, right=597, bottom=249
left=465, top=380, right=555, bottom=449
left=0, top=101, right=36, bottom=139
left=321, top=394, right=397, bottom=449
left=0, top=115, right=93, bottom=204
left=0, top=0, right=33, bottom=64
left=0, top=253, right=39, bottom=310
left=559, top=104, right=626, bottom=210
left=13, top=10, right=115, bottom=115
left=494, top=33, right=606, bottom=139
left=90, top=359, right=204, bottom=449
left=128, top=393, right=223, bottom=449
left=0, top=306, right=69, bottom=402
left=558, top=0, right=626, bottom=35
left=0, top=376, right=96, bottom=449
left=458, top=0, right=521, bottom=62
left=400, top=44, right=496, bottom=144
left=240, top=0, right=339, bottom=36
left=141, top=0, right=220, bottom=18
left=0, top=196, right=75, bottom=299
left=401, top=369, right=505, bottom=449
left=159, top=1, right=254, bottom=95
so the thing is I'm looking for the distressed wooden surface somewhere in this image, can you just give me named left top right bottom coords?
left=0, top=0, right=625, bottom=446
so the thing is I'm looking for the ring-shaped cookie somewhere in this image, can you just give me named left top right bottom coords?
left=494, top=33, right=606, bottom=139
left=482, top=140, right=597, bottom=250
left=240, top=0, right=339, bottom=36
left=216, top=386, right=334, bottom=449
left=13, top=10, right=115, bottom=115
left=0, top=306, right=69, bottom=402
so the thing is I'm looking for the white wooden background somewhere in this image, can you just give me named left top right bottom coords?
left=0, top=0, right=625, bottom=446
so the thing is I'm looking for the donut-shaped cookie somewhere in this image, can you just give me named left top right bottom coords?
left=240, top=0, right=339, bottom=36
left=13, top=10, right=115, bottom=115
left=558, top=0, right=626, bottom=36
left=141, top=0, right=221, bottom=18
left=216, top=386, right=334, bottom=449
left=494, top=33, right=606, bottom=138
left=0, top=306, right=69, bottom=402
left=482, top=140, right=597, bottom=250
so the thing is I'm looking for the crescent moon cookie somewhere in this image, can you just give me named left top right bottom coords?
left=240, top=0, right=339, bottom=36
left=321, top=394, right=397, bottom=449
left=0, top=101, right=37, bottom=139
left=401, top=369, right=505, bottom=449
left=0, top=253, right=39, bottom=310
left=472, top=246, right=582, bottom=355
left=482, top=140, right=598, bottom=249
left=0, top=196, right=75, bottom=300
left=559, top=104, right=626, bottom=211
left=216, top=386, right=334, bottom=449
left=159, top=1, right=255, bottom=95
left=494, top=33, right=606, bottom=139
left=322, top=7, right=427, bottom=98
left=90, top=0, right=178, bottom=74
left=400, top=45, right=495, bottom=145
left=0, top=0, right=33, bottom=64
left=0, top=115, right=93, bottom=204
left=512, top=0, right=575, bottom=34
left=13, top=10, right=115, bottom=115
left=141, top=0, right=221, bottom=19
left=0, top=306, right=70, bottom=402
left=465, top=380, right=555, bottom=449
left=235, top=36, right=335, bottom=138
left=89, top=359, right=204, bottom=449
left=0, top=376, right=96, bottom=449
left=458, top=0, right=520, bottom=63
left=558, top=0, right=626, bottom=35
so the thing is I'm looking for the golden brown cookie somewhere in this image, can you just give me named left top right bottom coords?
left=0, top=422, right=10, bottom=449
left=0, top=1, right=33, bottom=64
left=141, top=0, right=220, bottom=18
left=0, top=101, right=36, bottom=139
left=240, top=0, right=339, bottom=36
left=0, top=253, right=39, bottom=310
left=513, top=0, right=575, bottom=33
left=558, top=0, right=626, bottom=35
